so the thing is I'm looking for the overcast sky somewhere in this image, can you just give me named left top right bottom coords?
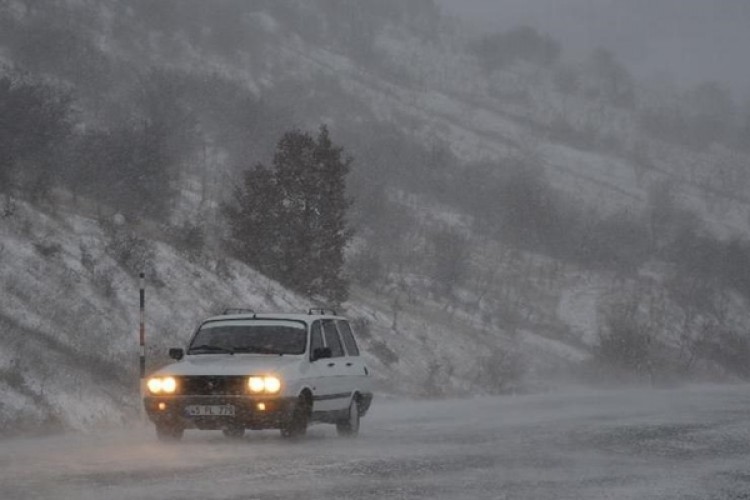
left=437, top=0, right=750, bottom=101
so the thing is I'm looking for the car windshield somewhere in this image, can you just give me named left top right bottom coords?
left=188, top=320, right=307, bottom=355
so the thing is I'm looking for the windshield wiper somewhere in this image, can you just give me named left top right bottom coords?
left=188, top=344, right=235, bottom=355
left=234, top=346, right=285, bottom=355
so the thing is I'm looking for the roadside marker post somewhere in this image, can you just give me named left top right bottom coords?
left=139, top=272, right=146, bottom=416
left=140, top=272, right=146, bottom=378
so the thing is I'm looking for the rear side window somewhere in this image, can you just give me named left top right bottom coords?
left=337, top=320, right=360, bottom=356
left=322, top=320, right=344, bottom=358
left=310, top=321, right=324, bottom=357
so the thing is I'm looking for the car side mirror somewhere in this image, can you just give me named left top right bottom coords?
left=169, top=348, right=184, bottom=361
left=312, top=347, right=332, bottom=361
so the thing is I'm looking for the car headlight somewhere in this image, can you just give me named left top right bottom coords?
left=247, top=376, right=281, bottom=394
left=147, top=376, right=177, bottom=394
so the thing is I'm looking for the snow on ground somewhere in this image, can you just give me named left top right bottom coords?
left=520, top=329, right=588, bottom=363
left=5, top=198, right=531, bottom=430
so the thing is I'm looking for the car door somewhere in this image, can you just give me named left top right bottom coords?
left=307, top=320, right=337, bottom=413
left=321, top=319, right=350, bottom=411
left=336, top=319, right=369, bottom=395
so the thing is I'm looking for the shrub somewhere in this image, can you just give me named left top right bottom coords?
left=477, top=346, right=526, bottom=394
left=79, top=243, right=95, bottom=273
left=595, top=301, right=654, bottom=380
left=2, top=195, right=16, bottom=217
left=350, top=316, right=372, bottom=340
left=695, top=328, right=750, bottom=379
left=347, top=248, right=384, bottom=287
left=0, top=73, right=73, bottom=198
left=472, top=26, right=561, bottom=72
left=169, top=220, right=205, bottom=262
left=33, top=241, right=62, bottom=258
left=214, top=257, right=233, bottom=281
left=104, top=225, right=156, bottom=278
left=586, top=48, right=635, bottom=108
left=92, top=268, right=116, bottom=299
left=426, top=228, right=469, bottom=297
left=368, top=339, right=399, bottom=366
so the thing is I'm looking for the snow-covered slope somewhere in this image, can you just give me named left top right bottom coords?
left=2, top=1, right=750, bottom=434
left=0, top=199, right=586, bottom=432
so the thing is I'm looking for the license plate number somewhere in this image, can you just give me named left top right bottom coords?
left=185, top=405, right=235, bottom=417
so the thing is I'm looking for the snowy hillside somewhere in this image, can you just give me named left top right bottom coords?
left=0, top=197, right=588, bottom=432
left=2, top=1, right=750, bottom=435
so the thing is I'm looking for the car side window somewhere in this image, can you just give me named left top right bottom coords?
left=310, top=321, right=324, bottom=359
left=322, top=320, right=344, bottom=358
left=337, top=320, right=360, bottom=356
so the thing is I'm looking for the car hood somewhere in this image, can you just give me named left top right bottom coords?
left=153, top=354, right=303, bottom=377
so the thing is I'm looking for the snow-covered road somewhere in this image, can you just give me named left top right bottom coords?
left=2, top=385, right=749, bottom=499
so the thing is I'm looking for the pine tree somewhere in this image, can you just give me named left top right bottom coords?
left=76, top=122, right=175, bottom=220
left=224, top=164, right=279, bottom=275
left=310, top=126, right=353, bottom=303
left=0, top=74, right=73, bottom=199
left=225, top=125, right=353, bottom=303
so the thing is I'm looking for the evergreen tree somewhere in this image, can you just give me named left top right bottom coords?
left=224, top=164, right=279, bottom=275
left=73, top=122, right=175, bottom=220
left=588, top=47, right=635, bottom=108
left=225, top=125, right=353, bottom=303
left=0, top=74, right=73, bottom=199
left=310, top=126, right=353, bottom=303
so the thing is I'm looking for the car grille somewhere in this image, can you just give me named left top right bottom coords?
left=176, top=376, right=247, bottom=396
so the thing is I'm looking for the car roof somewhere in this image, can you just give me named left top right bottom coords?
left=202, top=313, right=346, bottom=324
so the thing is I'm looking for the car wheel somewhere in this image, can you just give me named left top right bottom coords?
left=222, top=425, right=245, bottom=439
left=155, top=424, right=184, bottom=442
left=280, top=395, right=309, bottom=439
left=336, top=398, right=360, bottom=437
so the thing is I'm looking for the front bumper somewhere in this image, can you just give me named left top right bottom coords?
left=144, top=395, right=298, bottom=430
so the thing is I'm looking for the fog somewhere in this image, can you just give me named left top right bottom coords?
left=438, top=0, right=750, bottom=98
left=3, top=1, right=750, bottom=498
left=3, top=0, right=750, bottom=466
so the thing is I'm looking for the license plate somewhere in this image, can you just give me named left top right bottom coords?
left=185, top=405, right=236, bottom=417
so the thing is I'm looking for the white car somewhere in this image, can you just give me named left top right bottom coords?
left=143, top=309, right=373, bottom=441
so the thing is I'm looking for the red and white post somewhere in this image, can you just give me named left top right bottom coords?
left=139, top=272, right=146, bottom=397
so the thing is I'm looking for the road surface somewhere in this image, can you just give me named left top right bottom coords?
left=2, top=385, right=749, bottom=499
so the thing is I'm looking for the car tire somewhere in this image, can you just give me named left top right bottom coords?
left=156, top=424, right=184, bottom=442
left=222, top=425, right=245, bottom=439
left=280, top=395, right=309, bottom=439
left=336, top=398, right=360, bottom=437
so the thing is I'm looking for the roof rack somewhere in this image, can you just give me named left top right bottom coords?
left=308, top=308, right=337, bottom=316
left=223, top=308, right=256, bottom=315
